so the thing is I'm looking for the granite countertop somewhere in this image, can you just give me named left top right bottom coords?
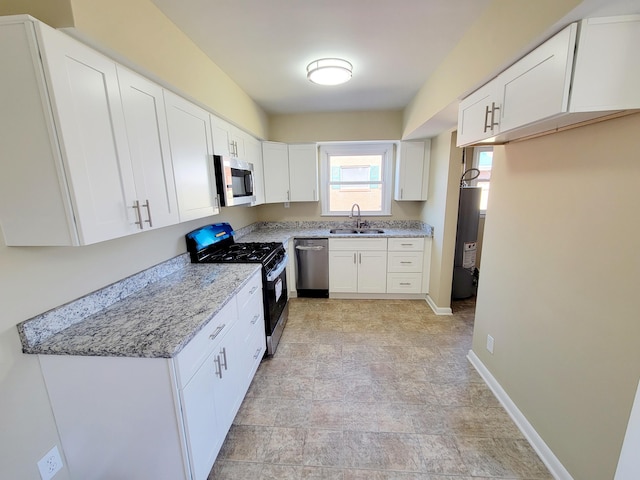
left=21, top=263, right=260, bottom=359
left=236, top=222, right=433, bottom=245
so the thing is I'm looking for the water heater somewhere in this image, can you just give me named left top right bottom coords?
left=452, top=186, right=482, bottom=299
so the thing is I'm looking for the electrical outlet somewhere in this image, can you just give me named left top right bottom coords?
left=37, top=446, right=63, bottom=480
left=486, top=334, right=495, bottom=354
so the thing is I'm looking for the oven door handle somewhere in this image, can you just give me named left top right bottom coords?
left=266, top=253, right=288, bottom=282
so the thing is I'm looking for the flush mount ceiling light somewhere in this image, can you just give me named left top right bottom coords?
left=306, top=58, right=353, bottom=85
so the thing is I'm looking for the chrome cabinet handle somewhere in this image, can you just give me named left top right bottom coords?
left=253, top=348, right=262, bottom=360
left=400, top=188, right=403, bottom=199
left=359, top=253, right=362, bottom=264
left=490, top=102, right=500, bottom=129
left=400, top=282, right=411, bottom=286
left=132, top=200, right=143, bottom=230
left=400, top=261, right=412, bottom=264
left=250, top=286, right=259, bottom=295
left=353, top=253, right=356, bottom=264
left=251, top=314, right=260, bottom=325
left=219, top=347, right=228, bottom=370
left=209, top=324, right=226, bottom=340
left=214, top=355, right=222, bottom=378
left=483, top=105, right=492, bottom=132
left=287, top=190, right=290, bottom=201
left=142, top=200, right=153, bottom=227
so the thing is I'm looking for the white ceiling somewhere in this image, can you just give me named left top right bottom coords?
left=150, top=0, right=491, bottom=115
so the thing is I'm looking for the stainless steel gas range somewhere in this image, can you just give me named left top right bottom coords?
left=185, top=223, right=289, bottom=355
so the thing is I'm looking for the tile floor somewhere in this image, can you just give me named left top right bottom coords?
left=209, top=297, right=552, bottom=479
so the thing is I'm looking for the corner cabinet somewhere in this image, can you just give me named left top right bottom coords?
left=262, top=141, right=319, bottom=203
left=394, top=140, right=431, bottom=201
left=164, top=91, right=219, bottom=221
left=39, top=270, right=265, bottom=480
left=457, top=15, right=640, bottom=147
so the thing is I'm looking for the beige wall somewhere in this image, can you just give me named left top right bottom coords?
left=472, top=113, right=640, bottom=480
left=0, top=0, right=73, bottom=26
left=418, top=130, right=462, bottom=310
left=403, top=0, right=581, bottom=138
left=60, top=0, right=267, bottom=138
left=269, top=110, right=403, bottom=143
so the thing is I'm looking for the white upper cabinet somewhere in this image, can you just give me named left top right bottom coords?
left=394, top=140, right=431, bottom=201
left=288, top=144, right=319, bottom=202
left=497, top=23, right=576, bottom=132
left=211, top=116, right=245, bottom=159
left=262, top=142, right=318, bottom=203
left=570, top=15, right=640, bottom=111
left=164, top=91, right=219, bottom=221
left=457, top=15, right=640, bottom=147
left=0, top=17, right=139, bottom=245
left=262, top=141, right=290, bottom=203
left=457, top=81, right=501, bottom=146
left=117, top=67, right=179, bottom=230
left=245, top=136, right=266, bottom=206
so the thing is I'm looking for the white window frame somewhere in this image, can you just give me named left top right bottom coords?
left=471, top=146, right=493, bottom=215
left=319, top=142, right=393, bottom=216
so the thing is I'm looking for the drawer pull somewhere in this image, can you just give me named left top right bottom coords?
left=219, top=347, right=228, bottom=370
left=209, top=324, right=226, bottom=340
left=400, top=282, right=411, bottom=286
left=400, top=261, right=412, bottom=264
left=253, top=348, right=262, bottom=360
left=401, top=243, right=412, bottom=246
left=249, top=286, right=259, bottom=295
left=251, top=314, right=260, bottom=325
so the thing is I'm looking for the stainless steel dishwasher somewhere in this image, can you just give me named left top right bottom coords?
left=294, top=238, right=329, bottom=298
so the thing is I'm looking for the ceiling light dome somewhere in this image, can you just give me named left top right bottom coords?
left=306, top=58, right=352, bottom=85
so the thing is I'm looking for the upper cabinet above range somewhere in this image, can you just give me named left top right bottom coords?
left=457, top=15, right=640, bottom=147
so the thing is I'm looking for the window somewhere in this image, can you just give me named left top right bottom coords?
left=320, top=143, right=393, bottom=216
left=472, top=146, right=493, bottom=212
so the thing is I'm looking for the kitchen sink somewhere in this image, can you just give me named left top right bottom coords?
left=329, top=228, right=385, bottom=235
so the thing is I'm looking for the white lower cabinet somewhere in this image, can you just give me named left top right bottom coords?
left=329, top=238, right=388, bottom=294
left=39, top=270, right=265, bottom=480
left=328, top=237, right=432, bottom=297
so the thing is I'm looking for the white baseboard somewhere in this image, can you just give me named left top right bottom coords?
left=425, top=294, right=453, bottom=315
left=467, top=350, right=573, bottom=480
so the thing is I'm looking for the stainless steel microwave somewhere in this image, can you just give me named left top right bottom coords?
left=213, top=155, right=256, bottom=207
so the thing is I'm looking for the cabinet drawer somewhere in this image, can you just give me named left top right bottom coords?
left=236, top=270, right=262, bottom=311
left=388, top=237, right=425, bottom=251
left=176, top=299, right=237, bottom=387
left=387, top=252, right=423, bottom=272
left=240, top=288, right=265, bottom=342
left=387, top=273, right=422, bottom=294
left=329, top=238, right=387, bottom=251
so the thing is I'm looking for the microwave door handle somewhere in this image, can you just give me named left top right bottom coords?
left=246, top=173, right=254, bottom=195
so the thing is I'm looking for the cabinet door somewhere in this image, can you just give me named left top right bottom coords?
left=498, top=23, right=577, bottom=132
left=164, top=91, right=219, bottom=221
left=262, top=141, right=290, bottom=203
left=211, top=116, right=231, bottom=157
left=288, top=144, right=318, bottom=202
left=245, top=136, right=265, bottom=205
left=329, top=250, right=358, bottom=293
left=181, top=353, right=221, bottom=480
left=358, top=251, right=387, bottom=293
left=117, top=67, right=179, bottom=230
left=456, top=81, right=499, bottom=147
left=37, top=23, right=138, bottom=244
left=395, top=141, right=429, bottom=201
left=571, top=15, right=640, bottom=112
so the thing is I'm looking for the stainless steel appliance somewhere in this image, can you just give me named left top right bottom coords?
left=213, top=155, right=256, bottom=207
left=294, top=238, right=329, bottom=298
left=452, top=185, right=482, bottom=299
left=185, top=223, right=288, bottom=355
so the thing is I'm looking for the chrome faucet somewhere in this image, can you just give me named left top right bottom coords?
left=350, top=203, right=361, bottom=229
